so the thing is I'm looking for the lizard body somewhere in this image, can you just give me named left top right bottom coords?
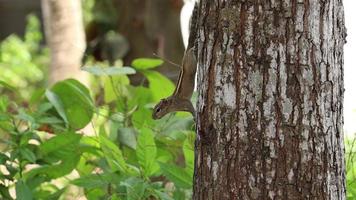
left=152, top=48, right=197, bottom=119
left=152, top=3, right=198, bottom=120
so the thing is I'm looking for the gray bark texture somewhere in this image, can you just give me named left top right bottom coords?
left=194, top=0, right=347, bottom=199
left=41, top=0, right=87, bottom=85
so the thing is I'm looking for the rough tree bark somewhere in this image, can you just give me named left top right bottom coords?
left=41, top=0, right=87, bottom=85
left=194, top=0, right=347, bottom=199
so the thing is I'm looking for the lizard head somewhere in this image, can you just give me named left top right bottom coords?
left=152, top=98, right=174, bottom=119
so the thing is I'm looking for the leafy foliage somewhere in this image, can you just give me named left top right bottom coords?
left=0, top=14, right=48, bottom=97
left=0, top=48, right=195, bottom=199
left=346, top=137, right=356, bottom=200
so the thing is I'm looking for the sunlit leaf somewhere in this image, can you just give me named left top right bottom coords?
left=48, top=79, right=94, bottom=129
left=142, top=70, right=175, bottom=101
left=131, top=58, right=163, bottom=70
left=45, top=90, right=68, bottom=124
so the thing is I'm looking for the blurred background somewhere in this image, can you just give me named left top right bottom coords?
left=0, top=0, right=355, bottom=199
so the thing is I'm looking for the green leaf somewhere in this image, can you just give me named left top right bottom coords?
left=132, top=107, right=156, bottom=130
left=117, top=128, right=137, bottom=149
left=37, top=116, right=63, bottom=124
left=142, top=70, right=175, bottom=101
left=131, top=58, right=163, bottom=70
left=128, top=86, right=153, bottom=108
left=48, top=79, right=94, bottom=129
left=20, top=148, right=36, bottom=163
left=29, top=88, right=46, bottom=104
left=39, top=131, right=82, bottom=158
left=154, top=190, right=174, bottom=200
left=120, top=177, right=147, bottom=200
left=16, top=180, right=33, bottom=200
left=99, top=133, right=128, bottom=173
left=103, top=75, right=130, bottom=103
left=72, top=173, right=113, bottom=189
left=16, top=109, right=35, bottom=124
left=183, top=134, right=195, bottom=174
left=136, top=128, right=158, bottom=176
left=0, top=80, right=17, bottom=91
left=0, top=184, right=12, bottom=199
left=159, top=163, right=192, bottom=189
left=0, top=96, right=9, bottom=112
left=82, top=66, right=136, bottom=76
left=45, top=90, right=68, bottom=124
left=0, top=153, right=9, bottom=165
left=110, top=112, right=125, bottom=122
left=25, top=155, right=80, bottom=179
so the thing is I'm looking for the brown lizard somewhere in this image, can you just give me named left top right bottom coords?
left=152, top=48, right=197, bottom=119
left=152, top=3, right=198, bottom=120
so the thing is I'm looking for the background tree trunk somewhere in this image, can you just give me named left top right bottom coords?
left=41, top=0, right=87, bottom=85
left=194, top=0, right=347, bottom=199
left=114, top=0, right=185, bottom=84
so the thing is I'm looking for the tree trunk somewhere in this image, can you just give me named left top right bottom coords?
left=114, top=0, right=185, bottom=84
left=194, top=0, right=347, bottom=199
left=41, top=0, right=87, bottom=85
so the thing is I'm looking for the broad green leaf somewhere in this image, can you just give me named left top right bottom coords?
left=110, top=112, right=125, bottom=122
left=37, top=116, right=63, bottom=124
left=120, top=177, right=147, bottom=200
left=154, top=190, right=174, bottom=200
left=117, top=128, right=137, bottom=149
left=37, top=102, right=53, bottom=114
left=85, top=188, right=106, bottom=200
left=132, top=107, right=156, bottom=130
left=159, top=163, right=192, bottom=189
left=16, top=109, right=35, bottom=124
left=142, top=71, right=175, bottom=101
left=103, top=75, right=130, bottom=103
left=16, top=180, right=33, bottom=200
left=183, top=133, right=195, bottom=174
left=110, top=194, right=121, bottom=200
left=0, top=153, right=9, bottom=164
left=73, top=176, right=106, bottom=189
left=136, top=128, right=158, bottom=176
left=173, top=189, right=189, bottom=200
left=29, top=88, right=45, bottom=104
left=131, top=58, right=163, bottom=70
left=48, top=79, right=94, bottom=129
left=0, top=184, right=12, bottom=199
left=0, top=113, right=10, bottom=121
left=20, top=148, right=36, bottom=163
left=39, top=131, right=82, bottom=158
left=99, top=133, right=128, bottom=173
left=158, top=118, right=194, bottom=139
left=45, top=90, right=68, bottom=124
left=156, top=148, right=173, bottom=164
left=72, top=173, right=113, bottom=189
left=0, top=96, right=9, bottom=112
left=0, top=80, right=16, bottom=91
left=82, top=66, right=136, bottom=76
left=25, top=155, right=80, bottom=179
left=36, top=187, right=66, bottom=200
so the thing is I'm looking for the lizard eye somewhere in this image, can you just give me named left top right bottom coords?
left=156, top=108, right=161, bottom=113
